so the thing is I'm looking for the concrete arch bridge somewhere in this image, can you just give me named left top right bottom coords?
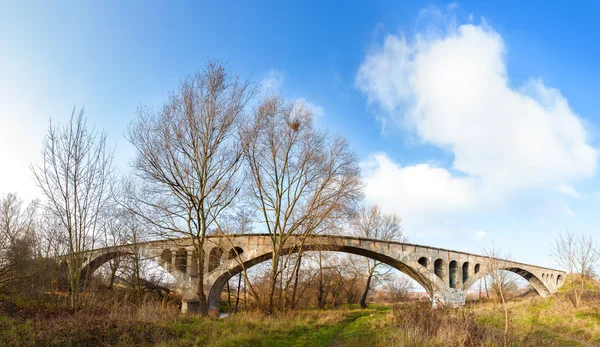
left=69, top=234, right=565, bottom=313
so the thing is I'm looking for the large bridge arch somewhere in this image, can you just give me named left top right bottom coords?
left=206, top=243, right=442, bottom=311
left=80, top=251, right=133, bottom=282
left=78, top=249, right=187, bottom=286
left=504, top=267, right=551, bottom=297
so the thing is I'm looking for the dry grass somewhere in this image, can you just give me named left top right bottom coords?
left=0, top=291, right=355, bottom=347
left=387, top=302, right=502, bottom=346
left=2, top=289, right=600, bottom=346
left=472, top=295, right=600, bottom=345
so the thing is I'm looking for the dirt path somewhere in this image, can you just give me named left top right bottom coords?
left=329, top=312, right=366, bottom=347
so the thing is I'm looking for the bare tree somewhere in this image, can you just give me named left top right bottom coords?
left=0, top=193, right=37, bottom=243
left=353, top=205, right=404, bottom=308
left=32, top=108, right=114, bottom=311
left=549, top=231, right=599, bottom=308
left=339, top=254, right=365, bottom=305
left=384, top=273, right=413, bottom=302
left=0, top=193, right=37, bottom=290
left=484, top=246, right=516, bottom=347
left=37, top=210, right=67, bottom=258
left=240, top=96, right=363, bottom=314
left=126, top=62, right=254, bottom=316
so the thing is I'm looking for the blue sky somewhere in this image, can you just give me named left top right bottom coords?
left=1, top=1, right=600, bottom=269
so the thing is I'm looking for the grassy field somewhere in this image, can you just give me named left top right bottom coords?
left=1, top=294, right=600, bottom=346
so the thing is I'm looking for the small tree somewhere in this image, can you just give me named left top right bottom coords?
left=353, top=205, right=404, bottom=308
left=127, top=62, right=254, bottom=316
left=483, top=247, right=516, bottom=347
left=32, top=108, right=114, bottom=311
left=0, top=193, right=37, bottom=290
left=339, top=255, right=367, bottom=305
left=549, top=231, right=599, bottom=308
left=385, top=273, right=413, bottom=302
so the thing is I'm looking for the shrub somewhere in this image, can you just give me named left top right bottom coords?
left=391, top=303, right=502, bottom=346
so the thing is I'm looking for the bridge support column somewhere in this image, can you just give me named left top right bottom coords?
left=181, top=285, right=199, bottom=314
left=431, top=288, right=466, bottom=308
left=180, top=282, right=220, bottom=316
left=181, top=299, right=199, bottom=314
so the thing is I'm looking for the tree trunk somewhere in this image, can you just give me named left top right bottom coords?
left=278, top=268, right=284, bottom=311
left=69, top=255, right=81, bottom=311
left=266, top=251, right=279, bottom=314
left=196, top=245, right=208, bottom=316
left=234, top=274, right=242, bottom=313
left=500, top=292, right=509, bottom=347
left=290, top=252, right=302, bottom=309
left=226, top=280, right=231, bottom=313
left=360, top=273, right=373, bottom=309
left=484, top=276, right=490, bottom=298
left=317, top=251, right=324, bottom=309
left=108, top=259, right=119, bottom=290
left=244, top=276, right=247, bottom=311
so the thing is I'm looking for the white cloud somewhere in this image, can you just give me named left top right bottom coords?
left=556, top=184, right=583, bottom=198
left=361, top=152, right=476, bottom=215
left=260, top=69, right=285, bottom=93
left=564, top=205, right=575, bottom=217
left=356, top=14, right=597, bottom=215
left=473, top=230, right=487, bottom=242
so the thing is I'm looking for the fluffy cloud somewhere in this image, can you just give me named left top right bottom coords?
left=356, top=18, right=597, bottom=215
left=361, top=153, right=476, bottom=214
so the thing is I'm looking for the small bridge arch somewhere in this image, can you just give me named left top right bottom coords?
left=462, top=265, right=554, bottom=297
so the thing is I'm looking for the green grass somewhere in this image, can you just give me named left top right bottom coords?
left=3, top=296, right=600, bottom=346
left=472, top=297, right=600, bottom=346
left=151, top=305, right=390, bottom=347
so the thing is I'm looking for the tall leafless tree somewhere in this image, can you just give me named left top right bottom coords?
left=32, top=108, right=114, bottom=311
left=126, top=62, right=254, bottom=316
left=549, top=231, right=599, bottom=308
left=240, top=96, right=363, bottom=314
left=353, top=205, right=404, bottom=308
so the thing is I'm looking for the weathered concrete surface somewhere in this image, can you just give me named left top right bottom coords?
left=67, top=234, right=566, bottom=312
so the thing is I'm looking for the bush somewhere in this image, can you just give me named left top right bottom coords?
left=391, top=303, right=502, bottom=346
left=0, top=290, right=183, bottom=346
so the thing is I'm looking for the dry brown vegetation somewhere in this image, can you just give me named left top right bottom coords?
left=3, top=288, right=600, bottom=346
